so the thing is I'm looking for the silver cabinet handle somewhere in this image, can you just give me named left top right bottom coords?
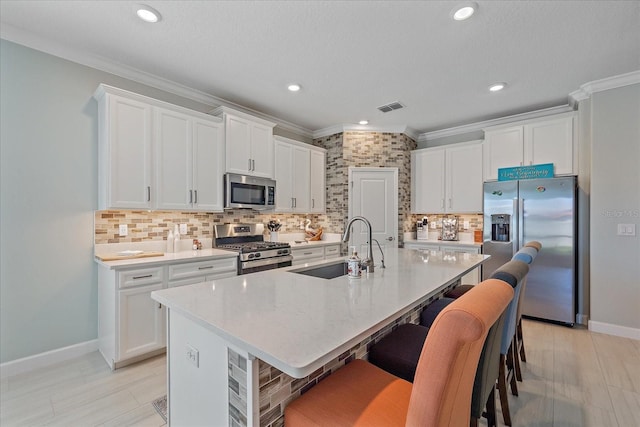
left=441, top=199, right=445, bottom=209
left=248, top=158, right=252, bottom=171
left=133, top=274, right=152, bottom=280
left=198, top=266, right=214, bottom=270
left=291, top=197, right=294, bottom=208
left=158, top=302, right=162, bottom=309
left=448, top=198, right=452, bottom=208
left=252, top=159, right=255, bottom=171
left=386, top=236, right=394, bottom=241
left=194, top=190, right=198, bottom=204
left=312, top=198, right=315, bottom=208
left=147, top=186, right=151, bottom=202
left=303, top=252, right=313, bottom=255
left=189, top=190, right=193, bottom=204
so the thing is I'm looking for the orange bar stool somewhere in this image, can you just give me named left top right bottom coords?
left=284, top=279, right=514, bottom=427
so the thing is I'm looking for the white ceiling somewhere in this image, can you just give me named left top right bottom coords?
left=1, top=1, right=639, bottom=138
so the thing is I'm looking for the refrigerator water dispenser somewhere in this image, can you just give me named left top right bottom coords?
left=491, top=214, right=511, bottom=242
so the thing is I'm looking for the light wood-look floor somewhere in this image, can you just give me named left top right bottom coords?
left=1, top=320, right=639, bottom=426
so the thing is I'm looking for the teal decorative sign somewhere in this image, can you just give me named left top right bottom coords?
left=498, top=163, right=554, bottom=181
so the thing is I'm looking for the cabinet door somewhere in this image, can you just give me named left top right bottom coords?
left=524, top=116, right=574, bottom=175
left=155, top=108, right=192, bottom=210
left=412, top=149, right=445, bottom=213
left=292, top=145, right=311, bottom=212
left=106, top=95, right=153, bottom=209
left=225, top=115, right=252, bottom=175
left=193, top=118, right=224, bottom=211
left=309, top=150, right=326, bottom=213
left=446, top=143, right=483, bottom=212
left=250, top=123, right=274, bottom=178
left=274, top=141, right=294, bottom=211
left=118, top=283, right=165, bottom=361
left=483, top=127, right=524, bottom=181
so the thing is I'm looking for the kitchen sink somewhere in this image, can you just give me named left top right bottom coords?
left=291, top=262, right=349, bottom=279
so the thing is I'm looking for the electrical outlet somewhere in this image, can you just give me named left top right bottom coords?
left=463, top=221, right=470, bottom=230
left=119, top=224, right=128, bottom=237
left=179, top=223, right=187, bottom=235
left=186, top=344, right=199, bottom=367
left=431, top=221, right=437, bottom=229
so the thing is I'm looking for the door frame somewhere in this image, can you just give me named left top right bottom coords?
left=347, top=167, right=399, bottom=247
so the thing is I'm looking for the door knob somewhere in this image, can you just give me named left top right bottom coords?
left=386, top=236, right=394, bottom=241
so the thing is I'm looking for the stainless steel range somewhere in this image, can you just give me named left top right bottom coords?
left=214, top=224, right=292, bottom=275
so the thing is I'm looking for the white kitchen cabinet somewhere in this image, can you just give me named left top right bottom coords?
left=118, top=283, right=165, bottom=362
left=98, top=264, right=166, bottom=370
left=483, top=113, right=576, bottom=181
left=309, top=149, right=326, bottom=213
left=291, top=246, right=325, bottom=266
left=155, top=107, right=224, bottom=211
left=403, top=242, right=481, bottom=285
left=274, top=136, right=326, bottom=213
left=212, top=107, right=276, bottom=178
left=411, top=141, right=483, bottom=214
left=323, top=244, right=342, bottom=259
left=95, top=86, right=153, bottom=209
left=167, top=258, right=238, bottom=286
left=95, top=84, right=226, bottom=211
left=98, top=256, right=237, bottom=369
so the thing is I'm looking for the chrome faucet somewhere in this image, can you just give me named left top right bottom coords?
left=342, top=216, right=375, bottom=273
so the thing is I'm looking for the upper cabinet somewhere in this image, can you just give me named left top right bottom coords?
left=412, top=141, right=483, bottom=214
left=274, top=136, right=326, bottom=213
left=155, top=108, right=224, bottom=211
left=211, top=107, right=276, bottom=179
left=95, top=88, right=153, bottom=210
left=483, top=113, right=577, bottom=181
left=94, top=84, right=224, bottom=211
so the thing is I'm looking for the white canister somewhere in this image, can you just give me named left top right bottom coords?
left=270, top=231, right=279, bottom=242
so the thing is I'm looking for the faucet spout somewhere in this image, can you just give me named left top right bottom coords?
left=342, top=216, right=375, bottom=273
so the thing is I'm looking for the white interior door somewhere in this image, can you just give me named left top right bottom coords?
left=347, top=167, right=398, bottom=262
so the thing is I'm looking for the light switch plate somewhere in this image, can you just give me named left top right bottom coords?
left=464, top=221, right=470, bottom=230
left=186, top=344, right=199, bottom=367
left=119, top=224, right=128, bottom=237
left=179, top=223, right=187, bottom=235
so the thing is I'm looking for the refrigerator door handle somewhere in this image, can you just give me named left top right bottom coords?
left=518, top=198, right=525, bottom=250
left=512, top=198, right=520, bottom=251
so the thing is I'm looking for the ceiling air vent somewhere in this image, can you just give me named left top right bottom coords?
left=377, top=101, right=405, bottom=113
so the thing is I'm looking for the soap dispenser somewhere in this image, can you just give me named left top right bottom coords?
left=167, top=228, right=174, bottom=253
left=173, top=224, right=180, bottom=253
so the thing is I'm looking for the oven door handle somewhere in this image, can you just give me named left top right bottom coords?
left=241, top=255, right=293, bottom=270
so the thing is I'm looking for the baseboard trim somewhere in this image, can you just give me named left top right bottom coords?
left=588, top=320, right=640, bottom=340
left=0, top=339, right=99, bottom=380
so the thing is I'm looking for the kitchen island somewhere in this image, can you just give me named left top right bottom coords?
left=151, top=247, right=488, bottom=427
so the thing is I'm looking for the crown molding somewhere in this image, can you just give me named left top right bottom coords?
left=418, top=104, right=575, bottom=143
left=1, top=25, right=314, bottom=139
left=312, top=124, right=419, bottom=141
left=569, top=70, right=640, bottom=105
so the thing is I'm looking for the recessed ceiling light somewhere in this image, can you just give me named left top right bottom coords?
left=488, top=82, right=507, bottom=92
left=136, top=5, right=161, bottom=23
left=287, top=84, right=301, bottom=92
left=451, top=2, right=478, bottom=21
left=359, top=120, right=369, bottom=125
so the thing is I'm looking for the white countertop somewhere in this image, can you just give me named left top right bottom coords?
left=404, top=238, right=482, bottom=248
left=151, top=248, right=488, bottom=378
left=95, top=248, right=238, bottom=269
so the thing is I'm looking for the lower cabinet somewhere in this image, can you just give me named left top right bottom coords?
left=98, top=256, right=237, bottom=369
left=404, top=242, right=481, bottom=285
left=118, top=283, right=166, bottom=362
left=291, top=244, right=342, bottom=265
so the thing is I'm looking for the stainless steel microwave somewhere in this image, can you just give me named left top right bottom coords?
left=224, top=173, right=276, bottom=210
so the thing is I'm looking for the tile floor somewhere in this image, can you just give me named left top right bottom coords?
left=1, top=320, right=638, bottom=426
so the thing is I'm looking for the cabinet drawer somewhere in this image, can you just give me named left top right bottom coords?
left=291, top=246, right=325, bottom=261
left=405, top=243, right=440, bottom=252
left=118, top=267, right=164, bottom=289
left=324, top=245, right=341, bottom=258
left=167, top=258, right=237, bottom=282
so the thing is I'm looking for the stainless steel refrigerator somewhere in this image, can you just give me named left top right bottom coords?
left=483, top=177, right=577, bottom=325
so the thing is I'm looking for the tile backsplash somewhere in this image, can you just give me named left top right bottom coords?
left=410, top=213, right=484, bottom=232
left=94, top=210, right=328, bottom=244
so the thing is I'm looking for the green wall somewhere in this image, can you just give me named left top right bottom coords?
left=0, top=39, right=216, bottom=363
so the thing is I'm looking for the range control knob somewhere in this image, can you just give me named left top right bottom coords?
left=248, top=253, right=255, bottom=259
left=254, top=252, right=261, bottom=258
